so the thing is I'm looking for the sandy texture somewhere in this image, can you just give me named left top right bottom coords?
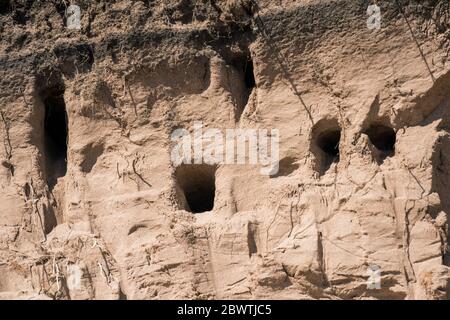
left=0, top=0, right=449, bottom=299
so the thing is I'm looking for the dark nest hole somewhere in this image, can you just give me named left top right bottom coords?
left=311, top=119, right=341, bottom=175
left=0, top=1, right=11, bottom=14
left=12, top=9, right=27, bottom=25
left=243, top=57, right=256, bottom=90
left=317, top=130, right=341, bottom=158
left=364, top=124, right=396, bottom=162
left=175, top=164, right=216, bottom=213
left=231, top=54, right=256, bottom=120
left=42, top=88, right=68, bottom=188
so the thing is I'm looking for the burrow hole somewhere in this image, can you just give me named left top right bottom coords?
left=364, top=124, right=396, bottom=163
left=244, top=57, right=256, bottom=90
left=231, top=54, right=256, bottom=121
left=311, top=119, right=341, bottom=175
left=175, top=164, right=216, bottom=213
left=41, top=87, right=68, bottom=189
left=0, top=1, right=11, bottom=15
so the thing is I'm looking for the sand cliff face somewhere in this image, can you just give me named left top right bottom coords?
left=0, top=0, right=449, bottom=300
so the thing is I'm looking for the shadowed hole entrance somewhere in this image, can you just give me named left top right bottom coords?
left=311, top=119, right=341, bottom=175
left=244, top=57, right=256, bottom=90
left=365, top=124, right=396, bottom=152
left=231, top=54, right=255, bottom=92
left=317, top=130, right=341, bottom=159
left=230, top=54, right=256, bottom=121
left=175, top=164, right=216, bottom=213
left=43, top=88, right=68, bottom=188
left=0, top=1, right=11, bottom=14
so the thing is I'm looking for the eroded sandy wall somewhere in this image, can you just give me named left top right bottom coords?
left=0, top=0, right=449, bottom=299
